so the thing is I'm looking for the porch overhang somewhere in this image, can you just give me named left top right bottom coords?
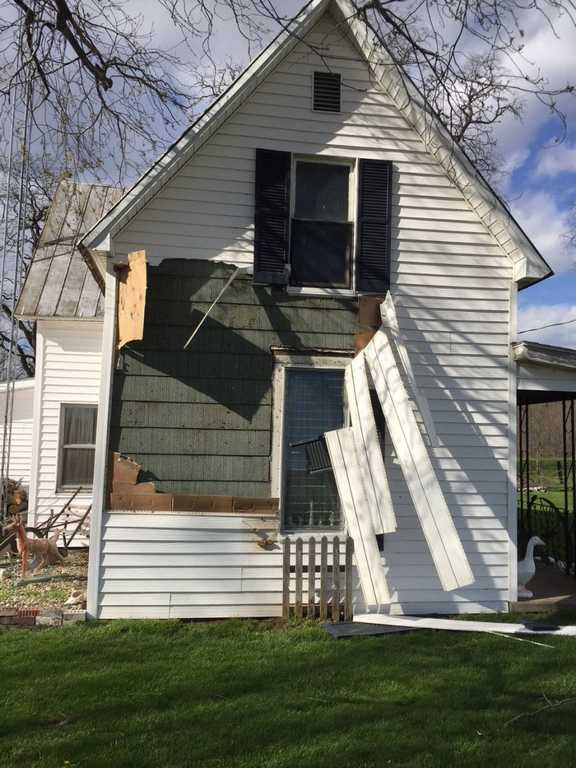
left=514, top=341, right=576, bottom=404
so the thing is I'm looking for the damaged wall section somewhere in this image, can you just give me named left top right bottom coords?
left=110, top=259, right=357, bottom=498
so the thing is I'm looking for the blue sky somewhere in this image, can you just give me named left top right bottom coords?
left=487, top=12, right=576, bottom=347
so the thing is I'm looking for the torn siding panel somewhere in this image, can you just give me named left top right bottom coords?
left=325, top=428, right=390, bottom=606
left=365, top=331, right=474, bottom=592
left=344, top=355, right=396, bottom=534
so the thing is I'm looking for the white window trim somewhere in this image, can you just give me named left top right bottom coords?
left=56, top=402, right=98, bottom=493
left=271, top=353, right=351, bottom=535
left=288, top=154, right=358, bottom=296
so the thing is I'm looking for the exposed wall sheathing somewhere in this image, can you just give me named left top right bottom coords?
left=110, top=259, right=357, bottom=496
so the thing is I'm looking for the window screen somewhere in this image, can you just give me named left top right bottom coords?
left=282, top=368, right=345, bottom=530
left=291, top=161, right=352, bottom=288
left=59, top=405, right=97, bottom=488
left=294, top=163, right=349, bottom=220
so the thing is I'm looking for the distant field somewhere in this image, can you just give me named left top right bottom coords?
left=520, top=457, right=574, bottom=512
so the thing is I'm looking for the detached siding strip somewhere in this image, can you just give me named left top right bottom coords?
left=364, top=332, right=474, bottom=591
left=345, top=355, right=396, bottom=533
left=325, top=428, right=390, bottom=606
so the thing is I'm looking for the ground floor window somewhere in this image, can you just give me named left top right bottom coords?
left=58, top=404, right=97, bottom=490
left=281, top=367, right=345, bottom=530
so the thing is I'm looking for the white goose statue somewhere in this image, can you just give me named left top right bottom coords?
left=518, top=536, right=545, bottom=599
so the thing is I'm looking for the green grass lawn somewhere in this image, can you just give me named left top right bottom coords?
left=2, top=615, right=576, bottom=768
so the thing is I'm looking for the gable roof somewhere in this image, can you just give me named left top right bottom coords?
left=80, top=0, right=552, bottom=287
left=16, top=180, right=124, bottom=320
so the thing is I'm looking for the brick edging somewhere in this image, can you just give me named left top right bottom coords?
left=0, top=608, right=86, bottom=626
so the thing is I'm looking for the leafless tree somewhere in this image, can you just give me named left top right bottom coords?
left=2, top=0, right=574, bottom=181
left=0, top=0, right=575, bottom=378
left=0, top=151, right=59, bottom=378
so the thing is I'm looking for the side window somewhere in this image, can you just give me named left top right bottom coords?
left=281, top=368, right=345, bottom=530
left=58, top=405, right=97, bottom=490
left=290, top=161, right=353, bottom=289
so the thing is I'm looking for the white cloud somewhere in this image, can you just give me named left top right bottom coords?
left=536, top=143, right=576, bottom=176
left=518, top=303, right=576, bottom=347
left=511, top=191, right=576, bottom=273
left=495, top=11, right=576, bottom=157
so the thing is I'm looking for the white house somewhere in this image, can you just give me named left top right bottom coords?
left=14, top=180, right=124, bottom=533
left=0, top=378, right=35, bottom=486
left=9, top=0, right=576, bottom=620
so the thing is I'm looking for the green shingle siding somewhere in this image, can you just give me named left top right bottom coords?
left=110, top=260, right=356, bottom=495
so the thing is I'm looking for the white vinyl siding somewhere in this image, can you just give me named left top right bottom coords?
left=0, top=383, right=34, bottom=486
left=99, top=512, right=347, bottom=619
left=517, top=362, right=576, bottom=394
left=110, top=9, right=513, bottom=615
left=29, top=320, right=102, bottom=540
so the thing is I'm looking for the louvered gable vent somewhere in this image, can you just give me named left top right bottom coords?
left=356, top=159, right=393, bottom=293
left=253, top=148, right=291, bottom=285
left=313, top=72, right=341, bottom=112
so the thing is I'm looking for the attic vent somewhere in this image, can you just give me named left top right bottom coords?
left=313, top=72, right=341, bottom=112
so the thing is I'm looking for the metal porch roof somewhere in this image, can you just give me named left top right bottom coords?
left=16, top=180, right=124, bottom=320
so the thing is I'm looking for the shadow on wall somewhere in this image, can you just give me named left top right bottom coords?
left=108, top=260, right=356, bottom=494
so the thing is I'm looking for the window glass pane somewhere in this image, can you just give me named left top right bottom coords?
left=283, top=369, right=345, bottom=530
left=63, top=406, right=97, bottom=445
left=291, top=220, right=351, bottom=287
left=294, top=162, right=349, bottom=221
left=61, top=448, right=95, bottom=487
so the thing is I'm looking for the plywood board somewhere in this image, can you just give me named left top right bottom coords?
left=325, top=428, right=390, bottom=607
left=365, top=329, right=474, bottom=591
left=117, top=250, right=147, bottom=350
left=345, top=354, right=396, bottom=534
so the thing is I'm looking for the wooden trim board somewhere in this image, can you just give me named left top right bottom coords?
left=87, top=263, right=119, bottom=619
left=325, top=428, right=391, bottom=606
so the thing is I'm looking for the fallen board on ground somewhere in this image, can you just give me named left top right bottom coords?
left=354, top=613, right=576, bottom=637
left=322, top=622, right=413, bottom=639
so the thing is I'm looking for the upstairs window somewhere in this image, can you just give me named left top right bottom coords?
left=58, top=405, right=97, bottom=490
left=290, top=159, right=354, bottom=289
left=253, top=149, right=392, bottom=294
left=313, top=72, right=341, bottom=112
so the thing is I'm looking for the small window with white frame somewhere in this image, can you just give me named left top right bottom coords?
left=58, top=404, right=97, bottom=490
left=273, top=357, right=348, bottom=531
left=290, top=157, right=355, bottom=290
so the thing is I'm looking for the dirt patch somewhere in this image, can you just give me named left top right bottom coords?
left=0, top=550, right=88, bottom=609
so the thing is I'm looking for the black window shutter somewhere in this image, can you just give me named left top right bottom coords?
left=356, top=159, right=393, bottom=293
left=254, top=148, right=291, bottom=285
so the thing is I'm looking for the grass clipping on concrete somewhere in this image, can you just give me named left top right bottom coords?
left=2, top=614, right=576, bottom=767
